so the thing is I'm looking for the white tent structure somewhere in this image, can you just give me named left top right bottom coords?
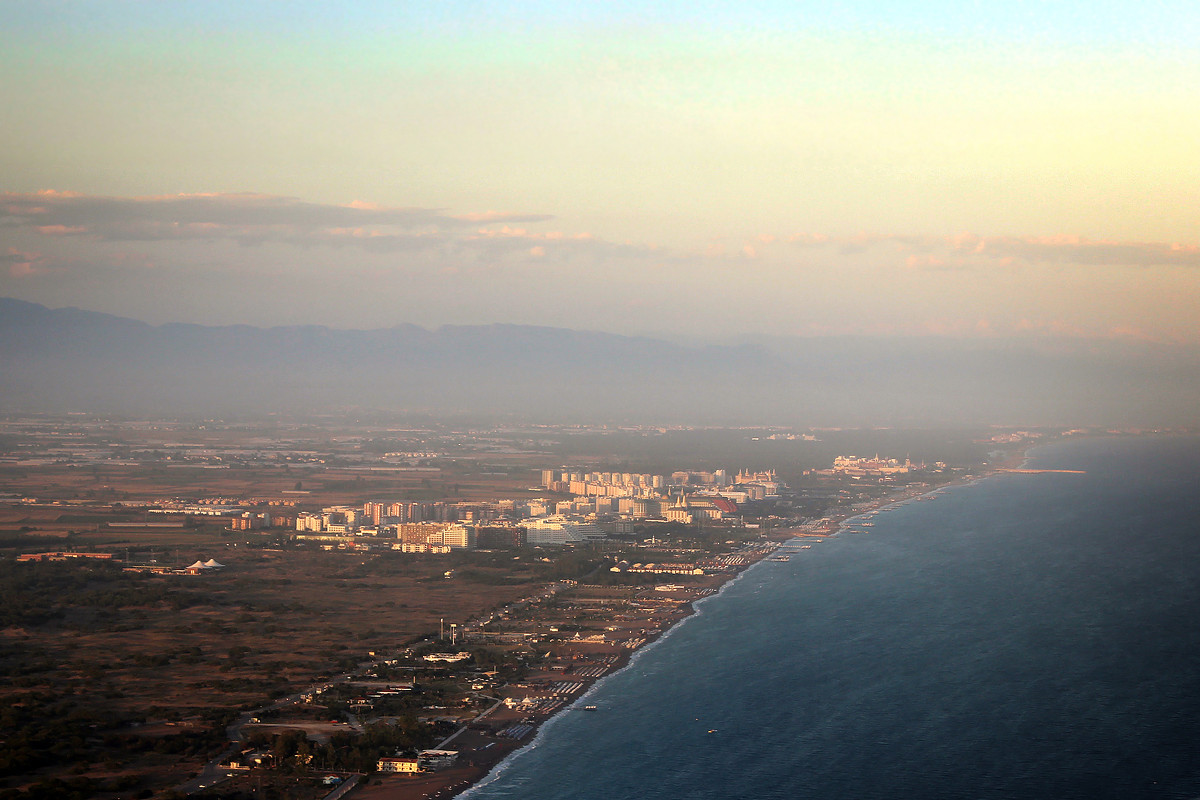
left=202, top=558, right=225, bottom=568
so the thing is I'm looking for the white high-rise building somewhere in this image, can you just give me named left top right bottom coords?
left=524, top=515, right=606, bottom=546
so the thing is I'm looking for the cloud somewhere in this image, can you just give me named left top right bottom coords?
left=774, top=231, right=1200, bottom=270
left=0, top=191, right=666, bottom=267
left=10, top=190, right=1196, bottom=281
left=459, top=225, right=649, bottom=262
left=957, top=236, right=1200, bottom=268
left=2, top=248, right=49, bottom=277
left=0, top=194, right=687, bottom=301
left=34, top=225, right=88, bottom=235
left=0, top=191, right=554, bottom=249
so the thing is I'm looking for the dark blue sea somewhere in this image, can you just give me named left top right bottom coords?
left=466, top=436, right=1200, bottom=800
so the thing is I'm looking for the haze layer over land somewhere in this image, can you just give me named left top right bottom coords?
left=2, top=298, right=1196, bottom=427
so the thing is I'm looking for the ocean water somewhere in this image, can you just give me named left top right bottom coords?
left=466, top=436, right=1200, bottom=800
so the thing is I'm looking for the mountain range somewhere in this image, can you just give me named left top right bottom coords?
left=2, top=297, right=1196, bottom=427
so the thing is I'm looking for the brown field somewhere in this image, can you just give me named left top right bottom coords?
left=0, top=461, right=544, bottom=508
left=0, top=440, right=570, bottom=796
left=0, top=535, right=538, bottom=795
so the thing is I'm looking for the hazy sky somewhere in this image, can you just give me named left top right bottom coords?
left=3, top=1, right=1199, bottom=343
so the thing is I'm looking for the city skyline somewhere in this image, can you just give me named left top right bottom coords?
left=3, top=1, right=1199, bottom=345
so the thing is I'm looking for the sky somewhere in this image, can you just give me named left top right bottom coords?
left=2, top=1, right=1199, bottom=344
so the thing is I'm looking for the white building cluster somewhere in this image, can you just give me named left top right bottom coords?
left=541, top=469, right=666, bottom=497
left=523, top=516, right=607, bottom=546
left=296, top=509, right=476, bottom=549
left=288, top=464, right=784, bottom=551
left=830, top=455, right=920, bottom=477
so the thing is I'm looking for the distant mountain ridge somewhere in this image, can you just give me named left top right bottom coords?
left=1, top=298, right=1196, bottom=426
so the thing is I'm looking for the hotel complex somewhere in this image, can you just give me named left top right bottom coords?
left=288, top=463, right=788, bottom=549
left=279, top=454, right=925, bottom=551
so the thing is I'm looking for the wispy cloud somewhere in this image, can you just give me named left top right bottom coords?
left=956, top=235, right=1200, bottom=268
left=1, top=248, right=49, bottom=278
left=0, top=191, right=553, bottom=248
left=12, top=191, right=1194, bottom=272
left=774, top=231, right=1200, bottom=270
left=0, top=191, right=667, bottom=267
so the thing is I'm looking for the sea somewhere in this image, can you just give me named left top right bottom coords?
left=464, top=435, right=1200, bottom=800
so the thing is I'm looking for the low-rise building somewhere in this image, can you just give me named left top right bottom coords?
left=377, top=756, right=421, bottom=773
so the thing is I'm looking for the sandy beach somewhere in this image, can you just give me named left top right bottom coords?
left=352, top=554, right=773, bottom=800
left=324, top=451, right=1040, bottom=800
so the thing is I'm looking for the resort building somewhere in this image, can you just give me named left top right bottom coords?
left=376, top=757, right=421, bottom=773
left=832, top=455, right=918, bottom=477
left=524, top=515, right=606, bottom=546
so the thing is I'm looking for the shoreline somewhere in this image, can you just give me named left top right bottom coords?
left=368, top=434, right=1200, bottom=800
left=787, top=449, right=1030, bottom=541
left=341, top=450, right=1041, bottom=799
left=353, top=545, right=778, bottom=800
